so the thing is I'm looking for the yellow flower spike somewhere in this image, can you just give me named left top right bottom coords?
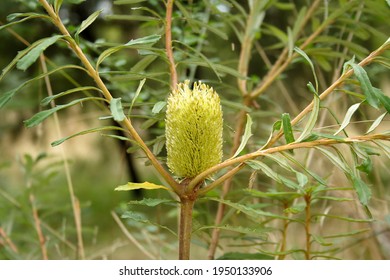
left=166, top=80, right=223, bottom=179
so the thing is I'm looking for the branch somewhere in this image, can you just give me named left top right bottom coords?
left=190, top=133, right=390, bottom=191
left=165, top=0, right=178, bottom=89
left=38, top=0, right=180, bottom=193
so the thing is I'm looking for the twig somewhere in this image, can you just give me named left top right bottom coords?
left=111, top=211, right=156, bottom=259
left=190, top=133, right=390, bottom=191
left=0, top=227, right=19, bottom=254
left=165, top=0, right=178, bottom=89
left=29, top=192, right=48, bottom=259
left=38, top=53, right=85, bottom=259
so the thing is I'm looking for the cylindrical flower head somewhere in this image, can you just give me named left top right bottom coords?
left=166, top=80, right=223, bottom=178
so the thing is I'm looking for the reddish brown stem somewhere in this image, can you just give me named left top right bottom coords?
left=165, top=0, right=177, bottom=89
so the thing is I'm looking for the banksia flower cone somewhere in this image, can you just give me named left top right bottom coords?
left=166, top=80, right=223, bottom=178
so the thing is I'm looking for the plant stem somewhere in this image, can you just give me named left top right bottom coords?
left=165, top=0, right=177, bottom=89
left=38, top=0, right=180, bottom=193
left=179, top=196, right=195, bottom=260
left=278, top=201, right=290, bottom=260
left=304, top=193, right=312, bottom=260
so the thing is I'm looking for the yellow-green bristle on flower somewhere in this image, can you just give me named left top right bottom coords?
left=165, top=80, right=223, bottom=178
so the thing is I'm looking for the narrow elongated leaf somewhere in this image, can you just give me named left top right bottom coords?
left=260, top=120, right=281, bottom=150
left=121, top=211, right=176, bottom=236
left=127, top=198, right=176, bottom=207
left=17, top=35, right=63, bottom=71
left=125, top=34, right=161, bottom=46
left=296, top=94, right=320, bottom=142
left=51, top=126, right=125, bottom=146
left=292, top=6, right=307, bottom=39
left=217, top=252, right=273, bottom=260
left=245, top=189, right=302, bottom=200
left=41, top=86, right=102, bottom=106
left=131, top=55, right=158, bottom=72
left=246, top=160, right=300, bottom=189
left=181, top=60, right=244, bottom=78
left=0, top=13, right=50, bottom=31
left=282, top=113, right=295, bottom=143
left=176, top=41, right=222, bottom=81
left=345, top=61, right=379, bottom=108
left=334, top=102, right=361, bottom=135
left=195, top=225, right=268, bottom=238
left=351, top=176, right=371, bottom=206
left=0, top=89, right=18, bottom=108
left=96, top=35, right=160, bottom=69
left=375, top=88, right=390, bottom=113
left=1, top=65, right=86, bottom=108
left=115, top=181, right=171, bottom=192
left=114, top=0, right=146, bottom=4
left=24, top=97, right=104, bottom=128
left=152, top=101, right=166, bottom=114
left=366, top=112, right=387, bottom=134
left=281, top=152, right=327, bottom=186
left=208, top=197, right=296, bottom=221
left=54, top=0, right=63, bottom=13
left=294, top=46, right=319, bottom=92
left=75, top=10, right=102, bottom=41
left=128, top=78, right=146, bottom=115
left=232, top=114, right=253, bottom=158
left=110, top=98, right=125, bottom=121
left=316, top=147, right=350, bottom=174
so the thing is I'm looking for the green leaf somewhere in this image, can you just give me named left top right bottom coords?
left=232, top=114, right=253, bottom=158
left=246, top=160, right=300, bottom=190
left=366, top=112, right=387, bottom=134
left=75, top=10, right=102, bottom=41
left=125, top=34, right=161, bottom=46
left=110, top=98, right=126, bottom=122
left=245, top=189, right=302, bottom=201
left=284, top=204, right=305, bottom=214
left=260, top=120, right=281, bottom=150
left=312, top=234, right=333, bottom=246
left=294, top=46, right=319, bottom=92
left=127, top=198, right=176, bottom=207
left=121, top=211, right=176, bottom=236
left=54, top=0, right=63, bottom=13
left=24, top=97, right=104, bottom=128
left=115, top=181, right=171, bottom=192
left=282, top=113, right=295, bottom=143
left=296, top=94, right=320, bottom=142
left=351, top=176, right=371, bottom=206
left=152, top=101, right=166, bottom=114
left=296, top=172, right=308, bottom=188
left=17, top=35, right=63, bottom=71
left=114, top=0, right=146, bottom=3
left=131, top=55, right=158, bottom=73
left=345, top=61, right=379, bottom=108
left=316, top=147, right=350, bottom=174
left=0, top=89, right=17, bottom=108
left=1, top=65, right=85, bottom=108
left=375, top=88, right=390, bottom=113
left=128, top=78, right=146, bottom=116
left=96, top=35, right=160, bottom=69
left=207, top=197, right=295, bottom=221
left=196, top=224, right=268, bottom=238
left=334, top=102, right=361, bottom=135
left=217, top=252, right=273, bottom=260
left=41, top=86, right=102, bottom=106
left=0, top=13, right=50, bottom=32
left=51, top=126, right=125, bottom=146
